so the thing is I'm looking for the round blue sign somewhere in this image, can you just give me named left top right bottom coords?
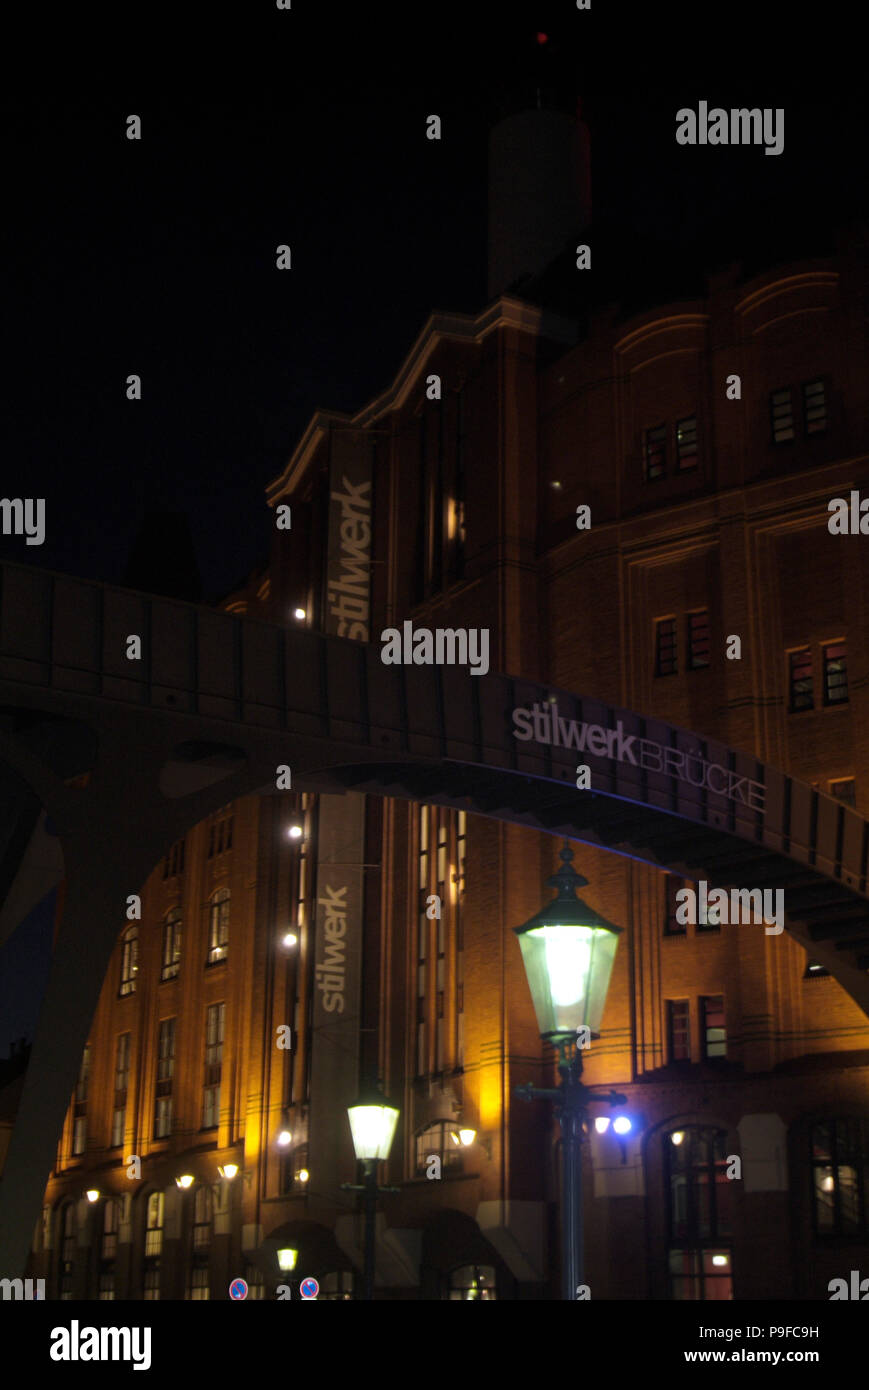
left=229, top=1277, right=249, bottom=1300
left=299, top=1277, right=319, bottom=1299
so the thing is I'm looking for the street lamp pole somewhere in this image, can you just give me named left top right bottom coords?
left=343, top=1085, right=400, bottom=1300
left=513, top=844, right=625, bottom=1301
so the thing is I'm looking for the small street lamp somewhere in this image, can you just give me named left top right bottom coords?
left=342, top=1084, right=400, bottom=1300
left=514, top=844, right=627, bottom=1301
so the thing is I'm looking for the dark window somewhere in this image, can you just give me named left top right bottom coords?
left=666, top=1126, right=733, bottom=1300
left=111, top=1033, right=130, bottom=1148
left=75, top=1044, right=91, bottom=1104
left=72, top=1115, right=86, bottom=1156
left=697, top=889, right=721, bottom=933
left=202, top=1002, right=224, bottom=1129
left=208, top=816, right=233, bottom=858
left=701, top=996, right=726, bottom=1059
left=664, top=875, right=686, bottom=936
left=447, top=1265, right=497, bottom=1300
left=823, top=642, right=848, bottom=706
left=770, top=387, right=795, bottom=443
left=687, top=610, right=710, bottom=670
left=161, top=910, right=182, bottom=981
left=119, top=926, right=138, bottom=996
left=154, top=1018, right=175, bottom=1139
left=58, top=1204, right=76, bottom=1299
left=163, top=838, right=185, bottom=879
left=319, top=1270, right=355, bottom=1301
left=804, top=959, right=830, bottom=979
left=830, top=778, right=856, bottom=807
left=803, top=379, right=827, bottom=436
left=811, top=1118, right=869, bottom=1236
left=789, top=648, right=813, bottom=711
left=208, top=890, right=230, bottom=965
left=645, top=424, right=667, bottom=481
left=192, top=1186, right=212, bottom=1253
left=655, top=617, right=678, bottom=676
left=676, top=416, right=698, bottom=471
left=668, top=1000, right=691, bottom=1061
left=246, top=1265, right=266, bottom=1300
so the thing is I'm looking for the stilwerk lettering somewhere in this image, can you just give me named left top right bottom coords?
left=316, top=884, right=347, bottom=1013
left=328, top=477, right=371, bottom=640
left=511, top=701, right=765, bottom=812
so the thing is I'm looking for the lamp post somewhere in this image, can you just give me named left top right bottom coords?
left=342, top=1085, right=400, bottom=1300
left=514, top=845, right=626, bottom=1301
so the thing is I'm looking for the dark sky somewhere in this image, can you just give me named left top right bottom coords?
left=3, top=10, right=867, bottom=600
left=1, top=8, right=867, bottom=1052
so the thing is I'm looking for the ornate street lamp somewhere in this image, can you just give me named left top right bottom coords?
left=342, top=1084, right=400, bottom=1300
left=514, top=845, right=626, bottom=1300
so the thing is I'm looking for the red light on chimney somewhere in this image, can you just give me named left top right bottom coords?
left=536, top=32, right=548, bottom=44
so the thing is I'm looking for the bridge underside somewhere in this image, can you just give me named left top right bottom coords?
left=317, top=760, right=869, bottom=1008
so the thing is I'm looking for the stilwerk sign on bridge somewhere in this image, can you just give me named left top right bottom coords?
left=0, top=558, right=868, bottom=1276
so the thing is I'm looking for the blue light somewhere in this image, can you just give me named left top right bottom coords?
left=613, top=1116, right=632, bottom=1136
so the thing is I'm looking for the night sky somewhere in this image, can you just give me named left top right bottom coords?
left=1, top=7, right=867, bottom=1051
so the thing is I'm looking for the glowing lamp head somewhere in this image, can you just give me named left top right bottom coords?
left=670, top=1131, right=685, bottom=1146
left=277, top=1129, right=293, bottom=1147
left=457, top=1128, right=476, bottom=1148
left=277, top=1247, right=298, bottom=1271
left=296, top=1168, right=310, bottom=1183
left=613, top=1116, right=632, bottom=1136
left=711, top=1254, right=729, bottom=1267
left=85, top=1189, right=100, bottom=1204
left=514, top=847, right=621, bottom=1038
left=594, top=1116, right=611, bottom=1135
left=219, top=1163, right=239, bottom=1180
left=282, top=932, right=298, bottom=948
left=287, top=824, right=303, bottom=841
left=347, top=1085, right=400, bottom=1163
left=294, top=608, right=306, bottom=621
left=175, top=1174, right=194, bottom=1190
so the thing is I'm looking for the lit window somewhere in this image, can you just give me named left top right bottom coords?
left=447, top=1264, right=497, bottom=1300
left=823, top=642, right=848, bottom=706
left=144, top=1191, right=164, bottom=1258
left=770, top=387, right=794, bottom=443
left=811, top=1118, right=869, bottom=1236
left=645, top=424, right=667, bottom=481
left=72, top=1114, right=87, bottom=1157
left=202, top=1002, right=224, bottom=1130
left=119, top=926, right=138, bottom=996
left=701, top=996, right=726, bottom=1059
left=788, top=648, right=813, bottom=712
left=666, top=1126, right=733, bottom=1300
left=676, top=416, right=698, bottom=471
left=208, top=890, right=230, bottom=965
left=161, top=909, right=182, bottom=981
left=655, top=617, right=678, bottom=677
left=415, top=1121, right=463, bottom=1176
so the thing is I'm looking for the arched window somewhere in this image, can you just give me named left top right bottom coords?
left=119, top=925, right=138, bottom=996
left=143, top=1190, right=164, bottom=1300
left=811, top=1117, right=869, bottom=1236
left=57, top=1203, right=76, bottom=1300
left=415, top=1120, right=463, bottom=1176
left=665, top=1125, right=733, bottom=1300
left=207, top=889, right=230, bottom=965
left=98, top=1199, right=119, bottom=1300
left=161, top=909, right=182, bottom=981
left=448, top=1265, right=496, bottom=1300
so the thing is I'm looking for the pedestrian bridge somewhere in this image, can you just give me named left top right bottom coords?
left=0, top=558, right=867, bottom=1272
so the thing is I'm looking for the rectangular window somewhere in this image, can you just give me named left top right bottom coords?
left=207, top=817, right=233, bottom=858
left=154, top=1095, right=173, bottom=1140
left=701, top=996, right=726, bottom=1060
left=667, top=1000, right=691, bottom=1062
left=789, top=648, right=813, bottom=711
left=676, top=416, right=698, bottom=471
left=644, top=424, right=667, bottom=481
left=830, top=777, right=856, bottom=807
left=111, top=1107, right=125, bottom=1148
left=803, top=379, right=827, bottom=435
left=72, top=1115, right=86, bottom=1156
left=770, top=387, right=795, bottom=443
left=188, top=1267, right=210, bottom=1301
left=208, top=894, right=230, bottom=964
left=162, top=913, right=182, bottom=980
left=143, top=1267, right=161, bottom=1300
left=115, top=1033, right=131, bottom=1091
left=655, top=617, right=678, bottom=677
left=664, top=875, right=686, bottom=936
left=75, top=1044, right=91, bottom=1104
left=823, top=641, right=848, bottom=706
left=202, top=1002, right=224, bottom=1129
left=157, top=1019, right=176, bottom=1082
left=687, top=610, right=710, bottom=670
left=163, top=838, right=185, bottom=879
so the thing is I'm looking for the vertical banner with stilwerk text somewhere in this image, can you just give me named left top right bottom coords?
left=308, top=428, right=372, bottom=1207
